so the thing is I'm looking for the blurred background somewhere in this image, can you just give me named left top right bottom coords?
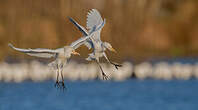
left=1, top=0, right=198, bottom=110
left=1, top=0, right=198, bottom=61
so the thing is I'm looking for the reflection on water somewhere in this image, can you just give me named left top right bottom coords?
left=0, top=79, right=198, bottom=110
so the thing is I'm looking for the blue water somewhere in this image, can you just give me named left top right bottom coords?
left=0, top=79, right=198, bottom=110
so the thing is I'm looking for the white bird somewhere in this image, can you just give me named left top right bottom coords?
left=8, top=33, right=95, bottom=89
left=68, top=9, right=122, bottom=80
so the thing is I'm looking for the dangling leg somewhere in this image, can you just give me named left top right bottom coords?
left=103, top=52, right=122, bottom=70
left=95, top=60, right=109, bottom=80
left=60, top=67, right=66, bottom=90
left=110, top=61, right=122, bottom=70
left=54, top=65, right=60, bottom=88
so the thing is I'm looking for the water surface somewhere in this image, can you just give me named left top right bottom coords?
left=0, top=79, right=198, bottom=110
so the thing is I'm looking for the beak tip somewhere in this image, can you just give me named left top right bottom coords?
left=111, top=48, right=117, bottom=53
left=72, top=50, right=80, bottom=55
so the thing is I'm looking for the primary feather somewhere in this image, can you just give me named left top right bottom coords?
left=87, top=9, right=103, bottom=31
left=70, top=35, right=93, bottom=49
left=69, top=9, right=106, bottom=49
left=8, top=43, right=57, bottom=58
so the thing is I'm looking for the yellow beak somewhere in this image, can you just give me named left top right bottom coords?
left=72, top=50, right=80, bottom=55
left=110, top=47, right=117, bottom=53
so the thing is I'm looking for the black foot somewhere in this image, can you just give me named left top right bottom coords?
left=102, top=73, right=109, bottom=80
left=54, top=81, right=60, bottom=88
left=60, top=81, right=66, bottom=91
left=113, top=63, right=122, bottom=70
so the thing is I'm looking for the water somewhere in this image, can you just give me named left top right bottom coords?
left=0, top=79, right=198, bottom=110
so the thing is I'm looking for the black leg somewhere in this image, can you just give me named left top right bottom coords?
left=110, top=61, right=122, bottom=70
left=96, top=60, right=109, bottom=80
left=54, top=80, right=60, bottom=88
left=54, top=68, right=60, bottom=88
left=60, top=68, right=66, bottom=91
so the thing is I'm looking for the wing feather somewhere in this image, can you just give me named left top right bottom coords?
left=68, top=17, right=89, bottom=36
left=8, top=43, right=57, bottom=58
left=69, top=34, right=93, bottom=49
left=68, top=9, right=106, bottom=49
left=68, top=17, right=93, bottom=49
left=86, top=9, right=105, bottom=41
left=86, top=9, right=103, bottom=31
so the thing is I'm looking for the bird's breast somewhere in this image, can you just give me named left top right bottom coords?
left=58, top=53, right=67, bottom=60
left=94, top=42, right=103, bottom=50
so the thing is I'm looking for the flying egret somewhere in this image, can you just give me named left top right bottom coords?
left=8, top=33, right=95, bottom=89
left=69, top=9, right=122, bottom=80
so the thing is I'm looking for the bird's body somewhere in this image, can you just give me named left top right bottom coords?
left=87, top=41, right=103, bottom=60
left=8, top=33, right=95, bottom=89
left=47, top=46, right=72, bottom=70
left=69, top=9, right=122, bottom=79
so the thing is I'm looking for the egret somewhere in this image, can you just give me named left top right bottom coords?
left=8, top=33, right=95, bottom=89
left=69, top=9, right=122, bottom=80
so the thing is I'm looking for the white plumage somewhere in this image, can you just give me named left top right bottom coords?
left=87, top=9, right=103, bottom=31
left=8, top=32, right=95, bottom=89
left=69, top=9, right=122, bottom=80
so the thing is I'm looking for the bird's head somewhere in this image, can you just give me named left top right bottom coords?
left=103, top=42, right=116, bottom=53
left=64, top=46, right=80, bottom=57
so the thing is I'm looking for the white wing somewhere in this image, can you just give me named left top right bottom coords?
left=68, top=17, right=89, bottom=36
left=87, top=9, right=103, bottom=31
left=8, top=43, right=57, bottom=58
left=68, top=17, right=93, bottom=49
left=69, top=34, right=94, bottom=49
left=86, top=9, right=105, bottom=41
